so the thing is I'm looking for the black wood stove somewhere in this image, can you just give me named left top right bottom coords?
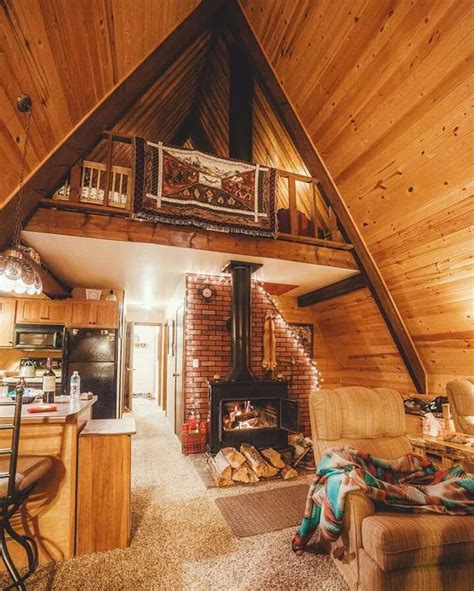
left=208, top=261, right=299, bottom=454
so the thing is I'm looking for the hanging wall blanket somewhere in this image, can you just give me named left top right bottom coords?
left=133, top=138, right=277, bottom=238
left=292, top=447, right=474, bottom=553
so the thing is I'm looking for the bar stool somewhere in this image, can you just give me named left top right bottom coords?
left=0, top=385, right=52, bottom=590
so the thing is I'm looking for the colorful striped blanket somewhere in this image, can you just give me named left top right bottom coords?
left=293, top=447, right=474, bottom=552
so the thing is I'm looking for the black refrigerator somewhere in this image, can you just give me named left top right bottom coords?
left=63, top=328, right=119, bottom=419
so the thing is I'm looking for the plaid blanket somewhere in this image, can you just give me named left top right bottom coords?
left=293, top=447, right=473, bottom=550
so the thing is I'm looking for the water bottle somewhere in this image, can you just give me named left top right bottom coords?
left=70, top=371, right=81, bottom=399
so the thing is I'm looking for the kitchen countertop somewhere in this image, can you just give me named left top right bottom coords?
left=2, top=376, right=62, bottom=383
left=0, top=396, right=97, bottom=423
left=80, top=417, right=136, bottom=437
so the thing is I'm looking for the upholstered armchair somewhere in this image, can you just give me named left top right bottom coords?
left=308, top=386, right=474, bottom=591
left=446, top=378, right=474, bottom=435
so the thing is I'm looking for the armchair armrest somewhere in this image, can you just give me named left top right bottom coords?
left=339, top=491, right=375, bottom=560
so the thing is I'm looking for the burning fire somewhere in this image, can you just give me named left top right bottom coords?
left=223, top=400, right=273, bottom=431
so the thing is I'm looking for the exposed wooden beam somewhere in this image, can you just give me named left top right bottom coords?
left=0, top=0, right=227, bottom=250
left=298, top=273, right=366, bottom=307
left=228, top=42, right=253, bottom=161
left=25, top=207, right=358, bottom=272
left=228, top=0, right=427, bottom=393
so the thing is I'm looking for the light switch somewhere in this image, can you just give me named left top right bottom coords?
left=192, top=358, right=200, bottom=368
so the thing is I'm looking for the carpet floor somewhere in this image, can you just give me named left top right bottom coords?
left=1, top=400, right=348, bottom=590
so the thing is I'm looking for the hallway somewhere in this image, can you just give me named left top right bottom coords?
left=7, top=400, right=346, bottom=590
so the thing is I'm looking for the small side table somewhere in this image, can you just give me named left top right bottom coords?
left=76, top=417, right=136, bottom=555
left=409, top=434, right=474, bottom=470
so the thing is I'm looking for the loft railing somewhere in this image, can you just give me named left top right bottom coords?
left=44, top=132, right=350, bottom=249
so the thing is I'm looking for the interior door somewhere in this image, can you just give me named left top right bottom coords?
left=166, top=320, right=176, bottom=429
left=123, top=322, right=134, bottom=411
left=174, top=305, right=185, bottom=440
left=161, top=322, right=168, bottom=413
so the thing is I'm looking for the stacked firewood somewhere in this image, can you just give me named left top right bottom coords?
left=207, top=445, right=298, bottom=487
left=287, top=433, right=316, bottom=472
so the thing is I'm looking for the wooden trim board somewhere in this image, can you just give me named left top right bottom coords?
left=25, top=206, right=358, bottom=271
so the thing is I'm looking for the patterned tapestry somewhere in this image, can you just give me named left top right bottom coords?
left=133, top=138, right=277, bottom=238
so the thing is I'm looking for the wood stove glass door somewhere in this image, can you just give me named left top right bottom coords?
left=280, top=398, right=299, bottom=432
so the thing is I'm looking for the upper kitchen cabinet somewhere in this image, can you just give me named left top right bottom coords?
left=67, top=301, right=119, bottom=329
left=0, top=299, right=16, bottom=347
left=16, top=300, right=68, bottom=325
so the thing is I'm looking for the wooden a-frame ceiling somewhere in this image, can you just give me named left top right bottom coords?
left=1, top=0, right=472, bottom=394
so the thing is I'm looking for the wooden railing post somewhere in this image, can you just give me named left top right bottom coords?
left=288, top=175, right=298, bottom=236
left=68, top=164, right=82, bottom=204
left=104, top=132, right=114, bottom=206
left=311, top=182, right=320, bottom=239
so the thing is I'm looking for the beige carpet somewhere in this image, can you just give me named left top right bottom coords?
left=0, top=400, right=348, bottom=590
left=215, top=484, right=309, bottom=537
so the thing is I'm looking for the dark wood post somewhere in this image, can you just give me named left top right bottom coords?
left=229, top=43, right=253, bottom=162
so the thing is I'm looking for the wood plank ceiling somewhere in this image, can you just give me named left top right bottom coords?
left=240, top=0, right=473, bottom=392
left=1, top=0, right=471, bottom=394
left=0, top=0, right=199, bottom=208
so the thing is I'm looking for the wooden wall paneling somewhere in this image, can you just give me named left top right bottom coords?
left=308, top=288, right=415, bottom=393
left=0, top=0, right=200, bottom=208
left=240, top=0, right=472, bottom=394
left=274, top=295, right=342, bottom=390
left=197, top=32, right=230, bottom=157
left=0, top=0, right=223, bottom=249
left=230, top=0, right=428, bottom=393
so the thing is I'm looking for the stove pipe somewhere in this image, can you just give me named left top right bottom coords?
left=223, top=261, right=260, bottom=382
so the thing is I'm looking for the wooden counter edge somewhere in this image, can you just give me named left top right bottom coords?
left=79, top=417, right=136, bottom=437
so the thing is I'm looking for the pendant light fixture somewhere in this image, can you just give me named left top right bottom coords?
left=0, top=95, right=42, bottom=295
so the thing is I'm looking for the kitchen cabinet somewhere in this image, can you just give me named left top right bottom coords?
left=0, top=299, right=16, bottom=347
left=66, top=301, right=119, bottom=328
left=76, top=418, right=135, bottom=555
left=16, top=300, right=67, bottom=324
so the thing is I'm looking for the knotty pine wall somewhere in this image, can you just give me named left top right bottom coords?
left=0, top=0, right=198, bottom=206
left=241, top=0, right=473, bottom=394
left=184, top=275, right=322, bottom=436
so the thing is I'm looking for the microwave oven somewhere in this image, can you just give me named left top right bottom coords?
left=13, top=324, right=64, bottom=351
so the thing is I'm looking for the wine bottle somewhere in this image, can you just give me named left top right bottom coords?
left=42, top=358, right=56, bottom=404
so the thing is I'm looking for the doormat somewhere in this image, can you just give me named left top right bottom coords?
left=215, top=484, right=309, bottom=537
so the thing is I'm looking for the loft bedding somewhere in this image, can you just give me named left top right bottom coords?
left=292, top=447, right=473, bottom=553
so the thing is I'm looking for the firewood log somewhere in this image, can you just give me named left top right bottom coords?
left=235, top=411, right=259, bottom=422
left=281, top=463, right=298, bottom=480
left=207, top=452, right=233, bottom=487
left=243, top=461, right=260, bottom=482
left=221, top=447, right=246, bottom=469
left=240, top=444, right=269, bottom=478
left=264, top=463, right=280, bottom=478
left=240, top=444, right=279, bottom=478
left=231, top=465, right=250, bottom=483
left=261, top=447, right=285, bottom=469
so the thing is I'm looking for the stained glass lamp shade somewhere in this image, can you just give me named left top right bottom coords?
left=0, top=249, right=42, bottom=295
left=0, top=94, right=43, bottom=296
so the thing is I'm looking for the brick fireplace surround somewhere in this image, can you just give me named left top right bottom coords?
left=184, top=274, right=319, bottom=436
